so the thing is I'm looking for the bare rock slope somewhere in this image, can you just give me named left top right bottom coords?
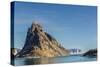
left=17, top=22, right=69, bottom=58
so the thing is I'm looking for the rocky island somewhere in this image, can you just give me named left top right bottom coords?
left=16, top=22, right=69, bottom=58
left=83, top=49, right=97, bottom=57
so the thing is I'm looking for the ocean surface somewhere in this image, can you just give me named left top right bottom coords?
left=13, top=55, right=97, bottom=66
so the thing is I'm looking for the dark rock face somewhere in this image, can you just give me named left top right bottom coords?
left=17, top=22, right=69, bottom=58
left=83, top=49, right=97, bottom=57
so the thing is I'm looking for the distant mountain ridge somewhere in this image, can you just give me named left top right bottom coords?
left=16, top=22, right=69, bottom=58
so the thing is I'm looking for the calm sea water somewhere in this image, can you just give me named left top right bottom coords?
left=14, top=55, right=97, bottom=66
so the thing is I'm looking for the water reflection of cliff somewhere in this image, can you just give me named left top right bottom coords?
left=24, top=58, right=55, bottom=65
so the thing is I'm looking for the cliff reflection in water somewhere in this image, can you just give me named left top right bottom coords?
left=15, top=55, right=97, bottom=66
left=24, top=58, right=54, bottom=65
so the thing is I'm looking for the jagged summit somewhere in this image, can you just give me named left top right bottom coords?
left=17, top=22, right=69, bottom=58
left=31, top=22, right=43, bottom=31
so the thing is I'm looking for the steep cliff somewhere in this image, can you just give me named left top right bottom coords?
left=17, top=22, right=69, bottom=58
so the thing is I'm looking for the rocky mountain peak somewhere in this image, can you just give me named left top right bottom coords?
left=30, top=22, right=43, bottom=32
left=17, top=22, right=69, bottom=58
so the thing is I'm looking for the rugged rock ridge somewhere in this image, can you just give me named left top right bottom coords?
left=17, top=22, right=69, bottom=57
left=83, top=49, right=97, bottom=57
